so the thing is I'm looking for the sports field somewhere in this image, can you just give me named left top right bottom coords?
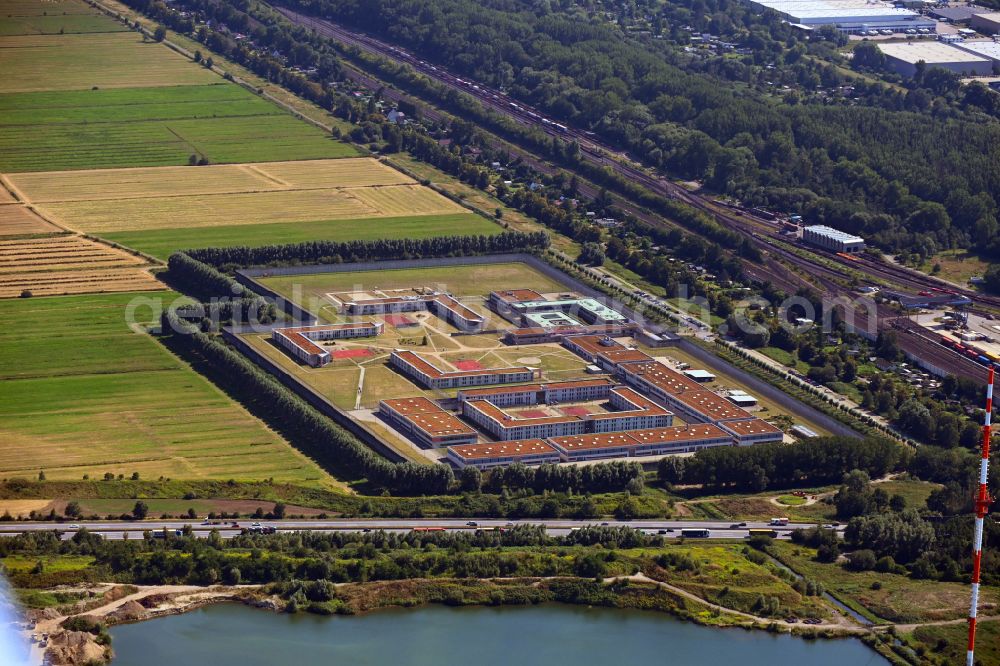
left=0, top=293, right=338, bottom=487
left=0, top=85, right=358, bottom=172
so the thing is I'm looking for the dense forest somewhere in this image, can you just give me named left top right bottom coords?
left=277, top=0, right=1000, bottom=257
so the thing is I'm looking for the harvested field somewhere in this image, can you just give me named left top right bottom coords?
left=0, top=292, right=339, bottom=487
left=0, top=85, right=358, bottom=172
left=0, top=204, right=62, bottom=236
left=0, top=236, right=161, bottom=297
left=1, top=0, right=96, bottom=15
left=0, top=267, right=162, bottom=297
left=0, top=33, right=218, bottom=93
left=16, top=159, right=466, bottom=233
left=11, top=158, right=413, bottom=202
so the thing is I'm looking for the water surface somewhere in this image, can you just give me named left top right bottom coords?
left=111, top=602, right=888, bottom=665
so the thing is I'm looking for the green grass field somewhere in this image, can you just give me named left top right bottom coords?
left=0, top=293, right=340, bottom=488
left=261, top=262, right=570, bottom=306
left=99, top=213, right=497, bottom=260
left=0, top=84, right=358, bottom=172
left=0, top=13, right=129, bottom=35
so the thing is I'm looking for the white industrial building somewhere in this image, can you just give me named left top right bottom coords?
left=802, top=225, right=866, bottom=253
left=954, top=39, right=1000, bottom=66
left=746, top=0, right=935, bottom=33
left=877, top=41, right=994, bottom=76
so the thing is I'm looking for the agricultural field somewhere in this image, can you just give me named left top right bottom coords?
left=0, top=11, right=129, bottom=35
left=0, top=292, right=339, bottom=488
left=0, top=202, right=62, bottom=236
left=0, top=85, right=358, bottom=172
left=99, top=213, right=497, bottom=261
left=0, top=32, right=218, bottom=93
left=13, top=158, right=471, bottom=233
left=0, top=235, right=162, bottom=297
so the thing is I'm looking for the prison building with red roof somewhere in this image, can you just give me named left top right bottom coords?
left=271, top=321, right=384, bottom=367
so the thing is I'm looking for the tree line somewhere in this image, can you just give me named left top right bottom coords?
left=658, top=436, right=907, bottom=491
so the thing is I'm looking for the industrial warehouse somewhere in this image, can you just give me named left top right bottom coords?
left=801, top=225, right=866, bottom=253
left=877, top=41, right=994, bottom=77
left=745, top=0, right=934, bottom=33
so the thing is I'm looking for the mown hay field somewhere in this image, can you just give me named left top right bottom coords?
left=17, top=159, right=468, bottom=233
left=0, top=293, right=339, bottom=487
left=100, top=213, right=499, bottom=261
left=11, top=157, right=413, bottom=202
left=0, top=85, right=358, bottom=172
left=0, top=236, right=162, bottom=297
left=0, top=204, right=61, bottom=236
left=0, top=32, right=218, bottom=93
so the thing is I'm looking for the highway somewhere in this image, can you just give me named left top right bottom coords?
left=0, top=518, right=836, bottom=541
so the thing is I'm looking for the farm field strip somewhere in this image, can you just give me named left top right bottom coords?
left=30, top=184, right=467, bottom=233
left=0, top=203, right=62, bottom=236
left=0, top=267, right=163, bottom=297
left=0, top=292, right=339, bottom=487
left=10, top=157, right=414, bottom=202
left=0, top=32, right=218, bottom=93
left=0, top=12, right=130, bottom=35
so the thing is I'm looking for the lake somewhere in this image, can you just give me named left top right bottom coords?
left=110, top=602, right=889, bottom=665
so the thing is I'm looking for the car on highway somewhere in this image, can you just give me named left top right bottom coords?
left=251, top=522, right=261, bottom=528
left=466, top=521, right=478, bottom=527
left=68, top=524, right=80, bottom=530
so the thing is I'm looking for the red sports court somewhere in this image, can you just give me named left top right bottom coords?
left=332, top=348, right=373, bottom=359
left=559, top=406, right=592, bottom=417
left=517, top=409, right=550, bottom=418
left=453, top=359, right=484, bottom=371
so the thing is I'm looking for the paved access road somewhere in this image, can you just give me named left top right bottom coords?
left=0, top=518, right=838, bottom=541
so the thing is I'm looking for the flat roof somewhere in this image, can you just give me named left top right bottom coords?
left=720, top=418, right=783, bottom=436
left=622, top=362, right=705, bottom=394
left=449, top=439, right=558, bottom=460
left=491, top=289, right=545, bottom=303
left=457, top=378, right=615, bottom=400
left=878, top=41, right=990, bottom=64
left=683, top=369, right=716, bottom=379
left=929, top=6, right=990, bottom=20
left=627, top=424, right=731, bottom=445
left=524, top=310, right=581, bottom=328
left=672, top=390, right=755, bottom=422
left=407, top=411, right=478, bottom=437
left=563, top=334, right=626, bottom=355
left=549, top=432, right=638, bottom=451
left=596, top=349, right=655, bottom=365
left=380, top=396, right=441, bottom=416
left=954, top=40, right=1000, bottom=61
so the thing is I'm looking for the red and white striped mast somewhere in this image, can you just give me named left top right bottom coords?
left=968, top=364, right=995, bottom=666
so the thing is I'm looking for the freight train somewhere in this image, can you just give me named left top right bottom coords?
left=939, top=336, right=1000, bottom=368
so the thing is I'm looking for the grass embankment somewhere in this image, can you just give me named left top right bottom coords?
left=0, top=293, right=339, bottom=488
